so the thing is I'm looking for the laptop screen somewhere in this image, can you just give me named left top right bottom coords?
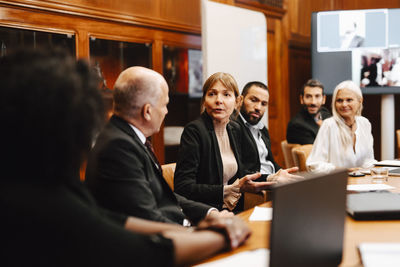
left=269, top=169, right=348, bottom=267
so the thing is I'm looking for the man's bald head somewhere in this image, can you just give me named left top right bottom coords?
left=113, top=66, right=167, bottom=119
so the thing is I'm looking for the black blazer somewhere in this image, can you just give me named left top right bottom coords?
left=286, top=107, right=331, bottom=145
left=85, top=115, right=211, bottom=225
left=234, top=115, right=281, bottom=176
left=174, top=112, right=244, bottom=211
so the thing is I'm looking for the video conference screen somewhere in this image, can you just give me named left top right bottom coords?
left=311, top=9, right=400, bottom=94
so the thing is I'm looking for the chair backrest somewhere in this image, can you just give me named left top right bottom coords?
left=292, top=144, right=313, bottom=172
left=397, top=130, right=400, bottom=158
left=281, top=140, right=300, bottom=168
left=161, top=163, right=176, bottom=191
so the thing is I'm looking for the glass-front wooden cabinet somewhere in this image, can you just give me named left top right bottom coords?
left=0, top=26, right=75, bottom=56
left=89, top=37, right=152, bottom=119
left=90, top=37, right=152, bottom=89
left=162, top=45, right=203, bottom=163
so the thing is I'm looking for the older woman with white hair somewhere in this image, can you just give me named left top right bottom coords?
left=306, top=80, right=376, bottom=173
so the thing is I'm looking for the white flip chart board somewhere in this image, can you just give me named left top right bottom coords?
left=201, top=0, right=268, bottom=93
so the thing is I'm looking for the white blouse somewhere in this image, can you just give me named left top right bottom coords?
left=306, top=116, right=376, bottom=173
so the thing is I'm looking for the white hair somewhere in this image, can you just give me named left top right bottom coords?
left=331, top=80, right=363, bottom=147
left=113, top=67, right=163, bottom=118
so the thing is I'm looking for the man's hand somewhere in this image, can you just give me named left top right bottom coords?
left=197, top=216, right=251, bottom=249
left=267, top=167, right=303, bottom=184
left=238, top=173, right=275, bottom=193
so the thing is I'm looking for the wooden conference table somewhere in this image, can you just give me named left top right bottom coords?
left=202, top=175, right=400, bottom=267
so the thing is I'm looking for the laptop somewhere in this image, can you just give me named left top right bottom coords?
left=269, top=169, right=348, bottom=267
left=347, top=192, right=400, bottom=220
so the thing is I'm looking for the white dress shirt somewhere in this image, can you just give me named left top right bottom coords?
left=129, top=124, right=146, bottom=144
left=239, top=114, right=275, bottom=174
left=306, top=116, right=376, bottom=173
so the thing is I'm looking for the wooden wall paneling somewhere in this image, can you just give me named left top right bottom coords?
left=335, top=0, right=400, bottom=10
left=266, top=18, right=277, bottom=119
left=0, top=0, right=201, bottom=33
left=0, top=5, right=77, bottom=36
left=288, top=46, right=311, bottom=118
left=212, top=0, right=236, bottom=5
left=235, top=0, right=285, bottom=19
left=152, top=39, right=165, bottom=164
left=160, top=0, right=201, bottom=29
left=287, top=0, right=335, bottom=39
left=76, top=29, right=88, bottom=60
left=266, top=16, right=289, bottom=166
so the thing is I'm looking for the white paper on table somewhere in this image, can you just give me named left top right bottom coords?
left=248, top=206, right=273, bottom=221
left=347, top=184, right=395, bottom=192
left=359, top=243, right=400, bottom=267
left=194, top=248, right=269, bottom=267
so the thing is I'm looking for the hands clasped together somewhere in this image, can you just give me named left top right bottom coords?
left=197, top=213, right=251, bottom=250
left=223, top=167, right=302, bottom=210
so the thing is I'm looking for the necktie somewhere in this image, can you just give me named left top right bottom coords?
left=145, top=139, right=161, bottom=170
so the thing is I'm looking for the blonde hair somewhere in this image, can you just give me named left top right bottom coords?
left=331, top=80, right=363, bottom=147
left=200, top=72, right=239, bottom=113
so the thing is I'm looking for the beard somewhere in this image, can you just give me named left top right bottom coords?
left=303, top=104, right=320, bottom=115
left=240, top=106, right=262, bottom=125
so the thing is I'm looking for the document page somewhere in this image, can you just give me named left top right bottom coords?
left=359, top=242, right=400, bottom=267
left=347, top=184, right=395, bottom=192
left=249, top=206, right=273, bottom=221
left=195, top=248, right=269, bottom=267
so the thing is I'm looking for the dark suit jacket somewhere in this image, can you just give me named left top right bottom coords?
left=286, top=106, right=331, bottom=145
left=234, top=115, right=281, bottom=176
left=174, top=112, right=244, bottom=211
left=85, top=115, right=211, bottom=225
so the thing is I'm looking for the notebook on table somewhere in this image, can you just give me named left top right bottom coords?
left=347, top=192, right=400, bottom=220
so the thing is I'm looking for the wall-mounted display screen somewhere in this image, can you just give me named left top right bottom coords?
left=312, top=9, right=400, bottom=94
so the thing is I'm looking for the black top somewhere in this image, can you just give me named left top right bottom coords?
left=1, top=178, right=174, bottom=267
left=174, top=112, right=244, bottom=211
left=286, top=107, right=331, bottom=145
left=234, top=115, right=281, bottom=176
left=85, top=115, right=211, bottom=225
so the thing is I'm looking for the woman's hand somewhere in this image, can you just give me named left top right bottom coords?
left=223, top=179, right=242, bottom=210
left=238, top=173, right=275, bottom=193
